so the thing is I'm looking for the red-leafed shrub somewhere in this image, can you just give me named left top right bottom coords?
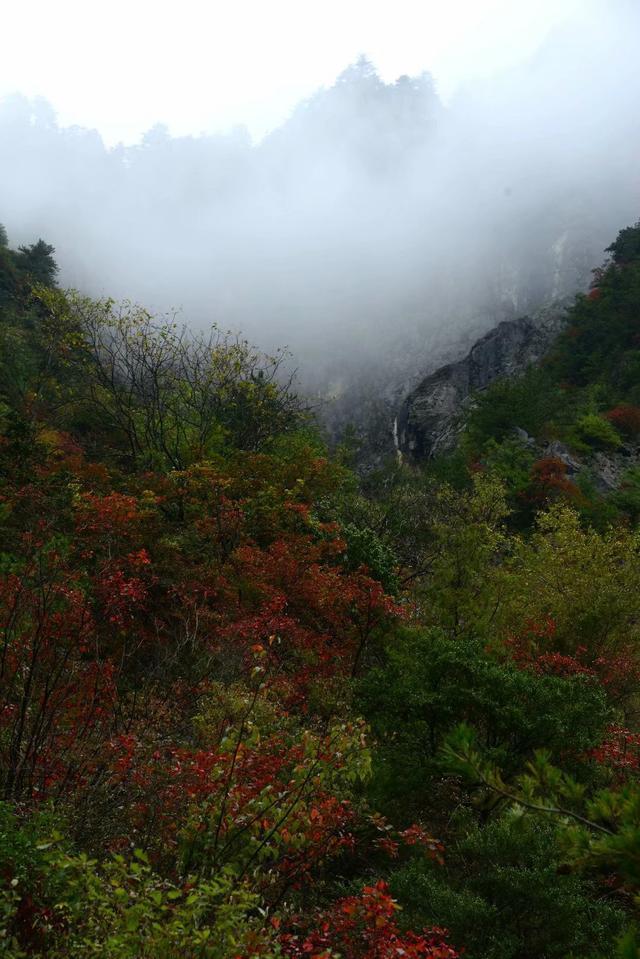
left=605, top=403, right=640, bottom=438
left=279, top=881, right=460, bottom=959
left=591, top=724, right=640, bottom=779
left=525, top=457, right=582, bottom=504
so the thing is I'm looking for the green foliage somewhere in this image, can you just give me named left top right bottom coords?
left=552, top=230, right=640, bottom=393
left=0, top=239, right=27, bottom=309
left=607, top=221, right=640, bottom=265
left=390, top=815, right=624, bottom=959
left=425, top=447, right=472, bottom=490
left=0, top=804, right=273, bottom=958
left=495, top=504, right=640, bottom=664
left=463, top=367, right=562, bottom=451
left=573, top=412, right=623, bottom=450
left=614, top=928, right=640, bottom=959
left=4, top=289, right=309, bottom=470
left=429, top=221, right=640, bottom=532
left=4, top=220, right=640, bottom=958
left=441, top=720, right=640, bottom=959
left=398, top=473, right=510, bottom=637
left=480, top=436, right=536, bottom=496
left=611, top=467, right=640, bottom=523
left=573, top=470, right=620, bottom=530
left=341, top=522, right=399, bottom=591
left=359, top=627, right=609, bottom=819
left=13, top=240, right=58, bottom=288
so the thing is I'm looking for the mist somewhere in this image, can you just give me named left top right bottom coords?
left=1, top=0, right=640, bottom=411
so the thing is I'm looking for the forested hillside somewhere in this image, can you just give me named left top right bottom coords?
left=3, top=221, right=640, bottom=957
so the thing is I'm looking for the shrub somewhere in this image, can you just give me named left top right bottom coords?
left=389, top=816, right=625, bottom=959
left=605, top=403, right=640, bottom=438
left=574, top=412, right=622, bottom=449
left=526, top=456, right=582, bottom=504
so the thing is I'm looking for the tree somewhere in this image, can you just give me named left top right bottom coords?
left=13, top=240, right=58, bottom=288
left=606, top=221, right=640, bottom=265
left=46, top=294, right=307, bottom=469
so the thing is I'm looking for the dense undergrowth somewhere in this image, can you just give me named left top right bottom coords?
left=2, top=221, right=640, bottom=957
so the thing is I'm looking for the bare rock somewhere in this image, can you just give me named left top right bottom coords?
left=397, top=305, right=568, bottom=461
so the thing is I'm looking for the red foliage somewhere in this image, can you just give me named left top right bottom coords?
left=525, top=457, right=581, bottom=505
left=0, top=420, right=455, bottom=953
left=590, top=652, right=640, bottom=702
left=507, top=624, right=596, bottom=681
left=507, top=619, right=640, bottom=702
left=74, top=491, right=142, bottom=537
left=506, top=620, right=597, bottom=678
left=604, top=403, right=640, bottom=438
left=506, top=615, right=557, bottom=657
left=0, top=561, right=120, bottom=799
left=104, top=721, right=359, bottom=868
left=591, top=724, right=640, bottom=779
left=279, top=881, right=460, bottom=959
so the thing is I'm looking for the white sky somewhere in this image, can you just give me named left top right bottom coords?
left=1, top=0, right=589, bottom=145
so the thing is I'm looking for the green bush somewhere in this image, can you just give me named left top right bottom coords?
left=573, top=412, right=622, bottom=450
left=0, top=804, right=273, bottom=958
left=390, top=815, right=624, bottom=959
left=358, top=626, right=609, bottom=819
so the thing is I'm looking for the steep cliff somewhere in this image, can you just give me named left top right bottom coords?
left=397, top=304, right=568, bottom=461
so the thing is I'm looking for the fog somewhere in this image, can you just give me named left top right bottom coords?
left=1, top=0, right=640, bottom=407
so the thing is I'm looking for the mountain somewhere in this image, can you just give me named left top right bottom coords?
left=3, top=218, right=640, bottom=958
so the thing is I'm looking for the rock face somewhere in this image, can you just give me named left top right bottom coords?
left=397, top=305, right=568, bottom=461
left=542, top=439, right=640, bottom=494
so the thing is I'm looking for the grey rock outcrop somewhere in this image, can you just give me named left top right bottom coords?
left=543, top=440, right=584, bottom=476
left=540, top=439, right=640, bottom=494
left=397, top=305, right=568, bottom=461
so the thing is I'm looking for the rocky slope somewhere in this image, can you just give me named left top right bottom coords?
left=395, top=294, right=640, bottom=497
left=396, top=303, right=569, bottom=462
